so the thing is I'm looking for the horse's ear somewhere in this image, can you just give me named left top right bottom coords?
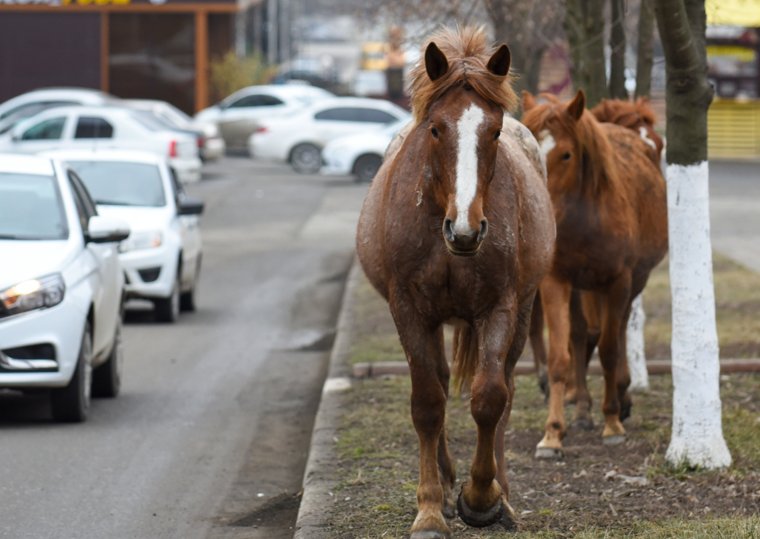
left=425, top=42, right=449, bottom=81
left=566, top=90, right=586, bottom=121
left=486, top=44, right=511, bottom=77
left=522, top=90, right=537, bottom=111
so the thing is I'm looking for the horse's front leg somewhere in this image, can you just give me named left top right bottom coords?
left=458, top=305, right=516, bottom=529
left=536, top=275, right=573, bottom=459
left=391, top=304, right=451, bottom=539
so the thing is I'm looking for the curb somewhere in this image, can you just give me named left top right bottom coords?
left=293, top=258, right=361, bottom=539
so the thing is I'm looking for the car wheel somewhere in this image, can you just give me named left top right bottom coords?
left=154, top=275, right=180, bottom=323
left=51, top=321, right=92, bottom=423
left=92, top=314, right=123, bottom=398
left=290, top=143, right=322, bottom=174
left=180, top=259, right=201, bottom=312
left=354, top=154, right=383, bottom=183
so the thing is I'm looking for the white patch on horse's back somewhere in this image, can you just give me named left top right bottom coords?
left=638, top=126, right=657, bottom=149
left=537, top=129, right=556, bottom=162
left=454, top=104, right=485, bottom=234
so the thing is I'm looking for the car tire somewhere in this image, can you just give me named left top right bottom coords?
left=353, top=154, right=383, bottom=183
left=51, top=322, right=92, bottom=423
left=290, top=143, right=322, bottom=174
left=92, top=314, right=123, bottom=398
left=154, top=275, right=180, bottom=323
left=180, top=259, right=201, bottom=312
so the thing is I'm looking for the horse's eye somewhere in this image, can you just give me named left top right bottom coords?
left=561, top=152, right=571, bottom=161
left=494, top=130, right=501, bottom=140
left=431, top=127, right=439, bottom=139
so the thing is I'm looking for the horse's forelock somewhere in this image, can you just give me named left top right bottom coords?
left=409, top=26, right=517, bottom=124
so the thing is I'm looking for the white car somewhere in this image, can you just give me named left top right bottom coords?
left=46, top=150, right=204, bottom=323
left=0, top=87, right=117, bottom=136
left=194, top=84, right=335, bottom=151
left=123, top=99, right=225, bottom=161
left=249, top=97, right=411, bottom=173
left=321, top=119, right=408, bottom=182
left=0, top=153, right=130, bottom=422
left=0, top=106, right=202, bottom=184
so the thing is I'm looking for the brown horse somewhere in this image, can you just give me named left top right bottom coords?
left=530, top=96, right=666, bottom=404
left=591, top=97, right=664, bottom=161
left=357, top=27, right=555, bottom=537
left=521, top=90, right=667, bottom=457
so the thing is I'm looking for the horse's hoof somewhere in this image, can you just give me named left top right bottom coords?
left=603, top=434, right=626, bottom=446
left=572, top=417, right=594, bottom=431
left=442, top=497, right=456, bottom=520
left=534, top=446, right=564, bottom=459
left=457, top=490, right=515, bottom=529
left=410, top=531, right=450, bottom=539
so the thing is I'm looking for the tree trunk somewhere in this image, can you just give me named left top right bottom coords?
left=635, top=0, right=655, bottom=98
left=654, top=0, right=731, bottom=469
left=565, top=0, right=607, bottom=106
left=608, top=0, right=628, bottom=99
left=626, top=295, right=649, bottom=390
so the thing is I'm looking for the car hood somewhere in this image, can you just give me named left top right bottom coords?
left=0, top=240, right=73, bottom=289
left=96, top=205, right=171, bottom=233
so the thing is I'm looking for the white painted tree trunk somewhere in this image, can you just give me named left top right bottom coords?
left=665, top=162, right=731, bottom=469
left=626, top=295, right=649, bottom=391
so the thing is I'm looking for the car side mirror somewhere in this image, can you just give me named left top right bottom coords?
left=177, top=197, right=204, bottom=216
left=86, top=215, right=130, bottom=243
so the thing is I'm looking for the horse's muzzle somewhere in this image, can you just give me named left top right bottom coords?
left=443, top=218, right=488, bottom=256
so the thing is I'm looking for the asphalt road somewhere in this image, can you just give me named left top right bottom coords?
left=0, top=157, right=368, bottom=539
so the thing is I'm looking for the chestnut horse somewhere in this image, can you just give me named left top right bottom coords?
left=591, top=97, right=664, bottom=161
left=529, top=96, right=666, bottom=403
left=521, top=90, right=667, bottom=457
left=357, top=27, right=555, bottom=537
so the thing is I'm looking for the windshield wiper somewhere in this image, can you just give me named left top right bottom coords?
left=95, top=199, right=139, bottom=206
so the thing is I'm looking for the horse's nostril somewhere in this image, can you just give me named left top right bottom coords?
left=478, top=219, right=489, bottom=241
left=443, top=218, right=455, bottom=242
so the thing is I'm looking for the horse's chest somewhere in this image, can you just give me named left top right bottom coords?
left=554, top=203, right=631, bottom=289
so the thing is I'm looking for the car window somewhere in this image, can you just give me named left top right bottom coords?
left=21, top=116, right=66, bottom=140
left=67, top=170, right=98, bottom=231
left=168, top=167, right=186, bottom=202
left=354, top=108, right=398, bottom=123
left=74, top=116, right=114, bottom=139
left=314, top=107, right=393, bottom=122
left=0, top=100, right=75, bottom=122
left=227, top=94, right=284, bottom=108
left=0, top=172, right=68, bottom=240
left=67, top=161, right=167, bottom=207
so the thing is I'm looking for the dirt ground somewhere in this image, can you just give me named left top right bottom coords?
left=320, top=261, right=760, bottom=538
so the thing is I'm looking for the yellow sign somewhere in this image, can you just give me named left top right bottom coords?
left=707, top=0, right=760, bottom=26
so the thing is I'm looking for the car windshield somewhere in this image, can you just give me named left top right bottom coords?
left=0, top=173, right=69, bottom=240
left=67, top=161, right=166, bottom=207
left=130, top=110, right=172, bottom=132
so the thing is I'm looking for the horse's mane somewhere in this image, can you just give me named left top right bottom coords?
left=524, top=100, right=621, bottom=194
left=408, top=26, right=518, bottom=124
left=590, top=98, right=657, bottom=129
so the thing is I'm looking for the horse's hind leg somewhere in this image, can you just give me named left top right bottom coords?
left=529, top=293, right=548, bottom=398
left=572, top=292, right=601, bottom=430
left=598, top=276, right=631, bottom=445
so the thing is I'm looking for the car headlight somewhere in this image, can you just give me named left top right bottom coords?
left=120, top=230, right=163, bottom=252
left=0, top=273, right=65, bottom=319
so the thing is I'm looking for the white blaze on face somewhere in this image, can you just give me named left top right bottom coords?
left=454, top=104, right=486, bottom=235
left=537, top=129, right=556, bottom=165
left=638, top=126, right=657, bottom=150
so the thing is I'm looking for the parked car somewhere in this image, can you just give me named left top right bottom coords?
left=123, top=98, right=225, bottom=161
left=321, top=119, right=408, bottom=182
left=0, top=87, right=117, bottom=136
left=45, top=149, right=204, bottom=323
left=0, top=105, right=202, bottom=183
left=0, top=153, right=130, bottom=422
left=194, top=84, right=335, bottom=152
left=248, top=97, right=410, bottom=173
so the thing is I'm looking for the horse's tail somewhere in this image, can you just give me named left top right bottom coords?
left=452, top=324, right=478, bottom=395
